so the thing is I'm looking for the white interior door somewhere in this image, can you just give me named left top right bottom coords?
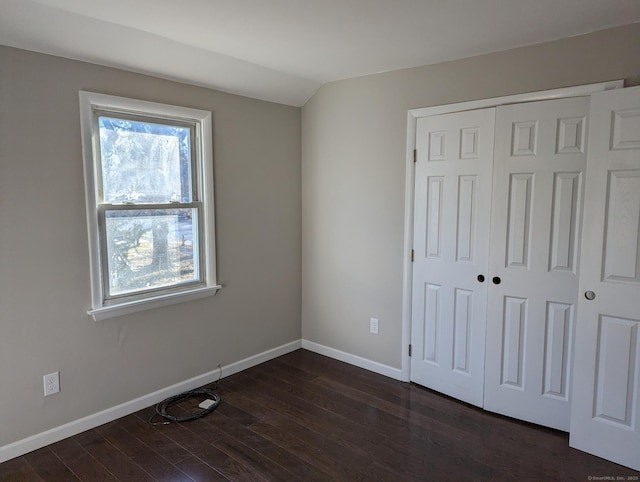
left=410, top=108, right=495, bottom=407
left=569, top=86, right=640, bottom=471
left=483, top=97, right=590, bottom=431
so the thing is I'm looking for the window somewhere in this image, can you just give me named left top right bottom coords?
left=79, top=92, right=219, bottom=320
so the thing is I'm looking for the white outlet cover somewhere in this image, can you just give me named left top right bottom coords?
left=370, top=317, right=379, bottom=335
left=44, top=371, right=60, bottom=396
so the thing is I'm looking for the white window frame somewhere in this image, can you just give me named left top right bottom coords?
left=79, top=92, right=220, bottom=321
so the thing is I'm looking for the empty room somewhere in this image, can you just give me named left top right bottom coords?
left=1, top=0, right=640, bottom=480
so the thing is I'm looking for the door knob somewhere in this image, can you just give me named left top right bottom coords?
left=477, top=274, right=485, bottom=282
left=492, top=276, right=501, bottom=285
left=584, top=290, right=596, bottom=300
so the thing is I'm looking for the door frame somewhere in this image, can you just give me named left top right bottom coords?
left=401, top=80, right=623, bottom=382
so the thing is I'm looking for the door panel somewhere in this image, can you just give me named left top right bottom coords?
left=506, top=173, right=534, bottom=268
left=570, top=86, right=640, bottom=471
left=453, top=288, right=473, bottom=373
left=602, top=170, right=640, bottom=282
left=549, top=172, right=581, bottom=272
left=456, top=175, right=478, bottom=262
left=543, top=301, right=572, bottom=399
left=594, top=315, right=638, bottom=426
left=484, top=97, right=590, bottom=431
left=501, top=296, right=527, bottom=388
left=410, top=108, right=495, bottom=407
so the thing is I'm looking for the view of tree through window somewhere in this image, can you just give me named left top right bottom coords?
left=98, top=116, right=200, bottom=297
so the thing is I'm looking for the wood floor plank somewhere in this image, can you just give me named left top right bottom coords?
left=264, top=359, right=543, bottom=476
left=0, top=456, right=43, bottom=482
left=23, top=447, right=80, bottom=481
left=206, top=404, right=331, bottom=481
left=277, top=351, right=639, bottom=480
left=219, top=390, right=370, bottom=479
left=221, top=373, right=418, bottom=480
left=149, top=419, right=264, bottom=481
left=94, top=419, right=194, bottom=482
left=245, top=363, right=488, bottom=480
left=48, top=437, right=118, bottom=481
left=1, top=349, right=638, bottom=481
left=218, top=380, right=387, bottom=477
left=211, top=435, right=300, bottom=482
left=73, top=429, right=154, bottom=481
left=173, top=456, right=229, bottom=482
left=260, top=359, right=472, bottom=442
left=117, top=413, right=195, bottom=466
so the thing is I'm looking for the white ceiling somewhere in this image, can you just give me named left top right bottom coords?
left=1, top=0, right=639, bottom=106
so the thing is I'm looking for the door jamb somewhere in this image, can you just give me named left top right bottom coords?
left=401, top=80, right=624, bottom=382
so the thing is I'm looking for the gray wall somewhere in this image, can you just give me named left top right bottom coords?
left=301, top=24, right=640, bottom=369
left=0, top=46, right=301, bottom=447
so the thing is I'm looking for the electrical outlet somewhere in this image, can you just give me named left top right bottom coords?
left=370, top=317, right=379, bottom=335
left=43, top=371, right=60, bottom=396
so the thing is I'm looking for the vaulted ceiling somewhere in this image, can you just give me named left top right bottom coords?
left=1, top=0, right=639, bottom=106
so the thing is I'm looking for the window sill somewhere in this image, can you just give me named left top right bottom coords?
left=87, top=285, right=222, bottom=321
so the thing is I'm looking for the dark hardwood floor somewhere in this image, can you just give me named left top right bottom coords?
left=1, top=349, right=638, bottom=481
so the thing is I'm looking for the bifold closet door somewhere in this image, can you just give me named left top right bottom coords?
left=569, top=86, right=640, bottom=471
left=411, top=108, right=495, bottom=407
left=483, top=97, right=589, bottom=431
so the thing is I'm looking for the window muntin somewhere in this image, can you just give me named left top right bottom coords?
left=80, top=92, right=218, bottom=319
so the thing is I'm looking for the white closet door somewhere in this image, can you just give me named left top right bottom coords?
left=569, top=86, right=640, bottom=471
left=484, top=97, right=589, bottom=430
left=411, top=108, right=495, bottom=407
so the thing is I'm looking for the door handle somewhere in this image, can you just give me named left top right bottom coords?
left=584, top=290, right=596, bottom=300
left=477, top=274, right=485, bottom=282
left=492, top=276, right=501, bottom=285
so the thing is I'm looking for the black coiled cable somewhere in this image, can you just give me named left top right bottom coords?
left=151, top=388, right=221, bottom=425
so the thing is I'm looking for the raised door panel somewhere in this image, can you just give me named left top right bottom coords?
left=506, top=173, right=534, bottom=269
left=594, top=316, right=638, bottom=427
left=602, top=170, right=640, bottom=283
left=549, top=173, right=581, bottom=272
left=501, top=296, right=527, bottom=388
left=543, top=302, right=572, bottom=400
left=426, top=177, right=444, bottom=259
left=453, top=288, right=473, bottom=373
left=423, top=283, right=441, bottom=363
left=456, top=175, right=478, bottom=262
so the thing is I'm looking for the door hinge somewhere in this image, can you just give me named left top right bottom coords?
left=411, top=249, right=414, bottom=262
left=408, top=344, right=412, bottom=357
left=413, top=149, right=417, bottom=163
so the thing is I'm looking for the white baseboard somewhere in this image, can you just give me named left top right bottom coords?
left=0, top=339, right=301, bottom=464
left=301, top=340, right=402, bottom=381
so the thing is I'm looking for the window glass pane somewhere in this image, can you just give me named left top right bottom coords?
left=98, top=116, right=192, bottom=203
left=105, top=208, right=199, bottom=296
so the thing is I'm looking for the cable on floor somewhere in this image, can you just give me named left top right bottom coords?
left=149, top=364, right=222, bottom=425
